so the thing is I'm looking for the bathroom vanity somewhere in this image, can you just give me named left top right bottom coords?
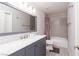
left=0, top=35, right=46, bottom=56
left=10, top=36, right=46, bottom=56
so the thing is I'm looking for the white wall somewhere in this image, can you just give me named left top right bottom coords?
left=67, top=2, right=76, bottom=56
left=36, top=9, right=45, bottom=35
left=77, top=2, right=79, bottom=46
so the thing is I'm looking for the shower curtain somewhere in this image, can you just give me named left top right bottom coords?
left=44, top=14, right=50, bottom=40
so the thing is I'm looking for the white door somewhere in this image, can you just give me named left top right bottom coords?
left=0, top=10, right=12, bottom=33
left=0, top=10, right=5, bottom=33
left=4, top=11, right=12, bottom=32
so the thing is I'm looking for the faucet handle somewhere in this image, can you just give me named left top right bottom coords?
left=20, top=34, right=29, bottom=40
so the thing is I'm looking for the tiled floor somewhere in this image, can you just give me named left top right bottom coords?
left=46, top=48, right=69, bottom=56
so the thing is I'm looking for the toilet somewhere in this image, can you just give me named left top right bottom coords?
left=46, top=40, right=53, bottom=50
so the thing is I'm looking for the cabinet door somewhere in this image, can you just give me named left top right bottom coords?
left=35, top=45, right=46, bottom=56
left=35, top=38, right=46, bottom=56
left=41, top=38, right=46, bottom=56
left=10, top=48, right=25, bottom=56
left=35, top=45, right=42, bottom=56
left=25, top=44, right=35, bottom=56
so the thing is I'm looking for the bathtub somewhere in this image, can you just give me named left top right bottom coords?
left=46, top=37, right=68, bottom=48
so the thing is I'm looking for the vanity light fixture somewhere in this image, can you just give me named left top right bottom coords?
left=16, top=2, right=36, bottom=14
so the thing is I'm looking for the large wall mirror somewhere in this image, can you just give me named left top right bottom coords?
left=0, top=2, right=37, bottom=35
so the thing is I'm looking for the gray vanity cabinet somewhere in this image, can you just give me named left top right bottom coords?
left=25, top=38, right=46, bottom=56
left=10, top=48, right=26, bottom=56
left=25, top=43, right=35, bottom=56
left=35, top=38, right=46, bottom=56
left=10, top=37, right=46, bottom=56
left=35, top=44, right=44, bottom=56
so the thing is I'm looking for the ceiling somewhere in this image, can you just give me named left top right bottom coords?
left=28, top=2, right=68, bottom=14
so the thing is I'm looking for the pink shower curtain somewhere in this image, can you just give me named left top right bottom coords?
left=44, top=14, right=50, bottom=40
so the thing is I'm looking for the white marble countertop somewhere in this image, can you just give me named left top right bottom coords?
left=0, top=35, right=46, bottom=56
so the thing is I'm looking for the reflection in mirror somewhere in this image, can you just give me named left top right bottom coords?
left=30, top=15, right=37, bottom=32
left=0, top=10, right=12, bottom=33
left=0, top=2, right=37, bottom=34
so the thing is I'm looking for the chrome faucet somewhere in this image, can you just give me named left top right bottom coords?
left=20, top=35, right=28, bottom=40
